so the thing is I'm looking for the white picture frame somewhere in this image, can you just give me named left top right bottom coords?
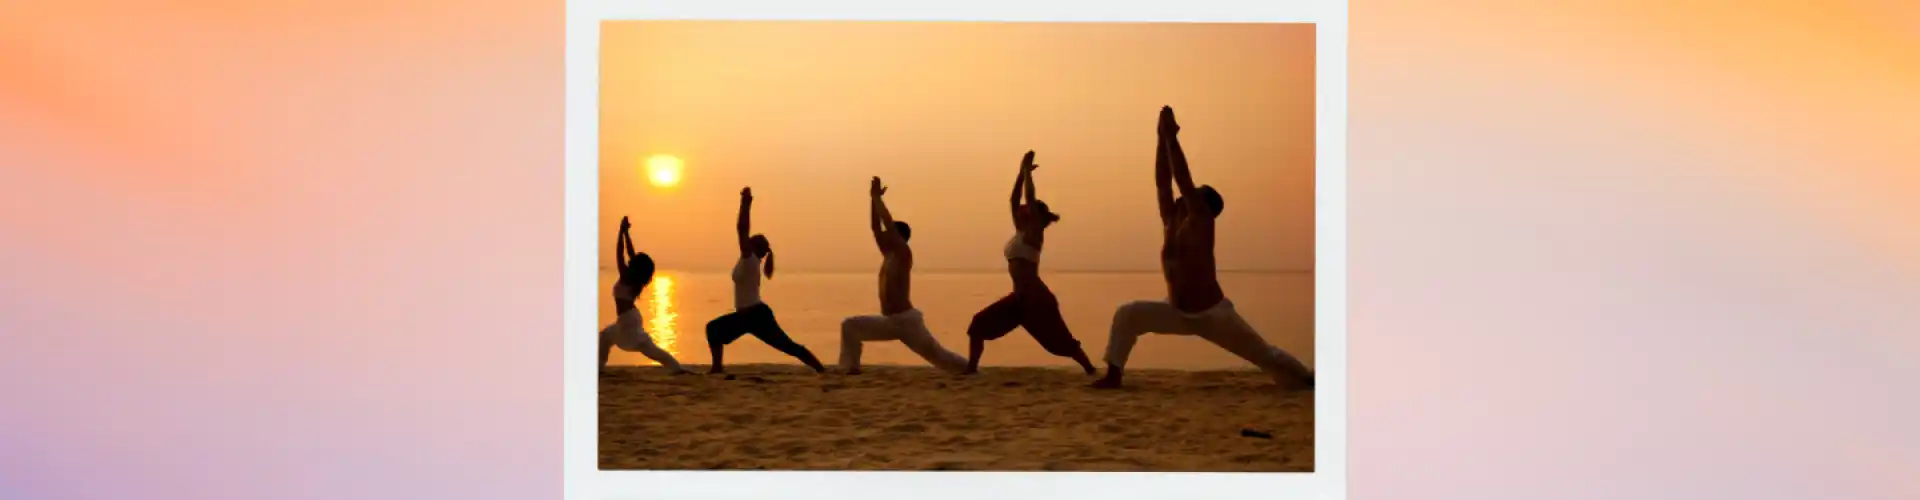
left=563, top=1, right=1347, bottom=499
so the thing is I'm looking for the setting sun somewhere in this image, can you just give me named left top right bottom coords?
left=645, top=155, right=684, bottom=187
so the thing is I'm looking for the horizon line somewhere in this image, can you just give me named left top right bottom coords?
left=602, top=267, right=1312, bottom=275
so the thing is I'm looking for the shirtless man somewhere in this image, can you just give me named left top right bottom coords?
left=838, top=177, right=970, bottom=375
left=1092, top=106, right=1315, bottom=390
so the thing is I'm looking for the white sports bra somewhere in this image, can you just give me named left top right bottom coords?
left=1004, top=233, right=1041, bottom=263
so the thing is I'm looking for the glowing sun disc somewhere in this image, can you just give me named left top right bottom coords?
left=645, top=155, right=683, bottom=187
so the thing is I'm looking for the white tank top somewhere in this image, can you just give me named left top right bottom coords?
left=1004, top=233, right=1041, bottom=263
left=732, top=255, right=763, bottom=309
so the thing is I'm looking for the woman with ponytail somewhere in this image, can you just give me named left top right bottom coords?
left=703, top=187, right=829, bottom=374
left=963, top=151, right=1098, bottom=375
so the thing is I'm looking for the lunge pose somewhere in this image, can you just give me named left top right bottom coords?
left=599, top=216, right=693, bottom=375
left=1093, top=107, right=1314, bottom=390
left=838, top=177, right=969, bottom=374
left=704, top=187, right=829, bottom=374
left=964, top=151, right=1097, bottom=375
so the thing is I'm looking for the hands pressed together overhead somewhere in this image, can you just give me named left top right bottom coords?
left=1158, top=105, right=1180, bottom=136
left=1021, top=150, right=1040, bottom=172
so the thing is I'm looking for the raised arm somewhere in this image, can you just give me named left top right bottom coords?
left=870, top=177, right=894, bottom=251
left=1023, top=158, right=1038, bottom=206
left=1155, top=114, right=1177, bottom=225
left=737, top=187, right=753, bottom=256
left=875, top=195, right=896, bottom=229
left=615, top=217, right=630, bottom=274
left=1162, top=107, right=1199, bottom=198
left=622, top=223, right=638, bottom=262
left=1009, top=151, right=1032, bottom=226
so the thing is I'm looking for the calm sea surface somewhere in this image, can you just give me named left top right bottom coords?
left=598, top=270, right=1314, bottom=370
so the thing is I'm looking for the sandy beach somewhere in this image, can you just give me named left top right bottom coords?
left=599, top=364, right=1312, bottom=472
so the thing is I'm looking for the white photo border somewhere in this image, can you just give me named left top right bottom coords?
left=563, top=1, right=1347, bottom=499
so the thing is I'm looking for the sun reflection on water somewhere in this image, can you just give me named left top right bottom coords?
left=645, top=274, right=679, bottom=361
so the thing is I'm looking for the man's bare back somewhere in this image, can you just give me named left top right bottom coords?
left=879, top=247, right=914, bottom=315
left=1154, top=106, right=1227, bottom=314
left=870, top=176, right=916, bottom=316
left=1163, top=206, right=1226, bottom=313
left=1095, top=105, right=1308, bottom=391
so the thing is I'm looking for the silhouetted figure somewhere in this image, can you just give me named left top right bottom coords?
left=964, top=151, right=1098, bottom=375
left=1093, top=107, right=1314, bottom=390
left=704, top=187, right=830, bottom=374
left=599, top=216, right=692, bottom=375
left=838, top=177, right=969, bottom=375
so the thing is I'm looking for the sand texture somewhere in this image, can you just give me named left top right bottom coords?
left=599, top=364, right=1312, bottom=472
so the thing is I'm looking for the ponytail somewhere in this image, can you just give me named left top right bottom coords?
left=762, top=250, right=775, bottom=279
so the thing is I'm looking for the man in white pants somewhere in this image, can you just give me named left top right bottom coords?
left=1093, top=106, right=1314, bottom=390
left=839, top=176, right=969, bottom=375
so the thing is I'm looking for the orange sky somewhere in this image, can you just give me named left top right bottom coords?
left=601, top=21, right=1315, bottom=272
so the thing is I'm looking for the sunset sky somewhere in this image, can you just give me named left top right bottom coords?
left=601, top=21, right=1315, bottom=272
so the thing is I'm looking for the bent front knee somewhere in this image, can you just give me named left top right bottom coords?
left=1111, top=301, right=1157, bottom=324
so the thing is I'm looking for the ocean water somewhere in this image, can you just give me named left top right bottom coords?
left=598, top=270, right=1314, bottom=370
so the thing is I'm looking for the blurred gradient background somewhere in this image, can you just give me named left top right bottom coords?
left=2, top=1, right=1916, bottom=500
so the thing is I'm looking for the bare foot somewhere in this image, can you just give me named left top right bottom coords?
left=671, top=369, right=696, bottom=376
left=1090, top=365, right=1124, bottom=389
left=708, top=366, right=726, bottom=375
left=1282, top=374, right=1315, bottom=391
left=844, top=368, right=862, bottom=376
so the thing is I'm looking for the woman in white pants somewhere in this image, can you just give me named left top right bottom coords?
left=598, top=216, right=692, bottom=375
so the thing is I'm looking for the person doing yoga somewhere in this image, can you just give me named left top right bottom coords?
left=963, top=151, right=1097, bottom=375
left=1092, top=106, right=1314, bottom=390
left=599, top=216, right=692, bottom=375
left=837, top=177, right=969, bottom=375
left=703, top=187, right=830, bottom=374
